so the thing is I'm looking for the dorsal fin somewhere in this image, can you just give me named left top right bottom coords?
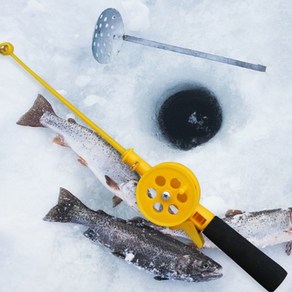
left=67, top=118, right=77, bottom=124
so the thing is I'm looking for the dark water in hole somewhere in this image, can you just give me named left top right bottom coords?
left=158, top=88, right=223, bottom=150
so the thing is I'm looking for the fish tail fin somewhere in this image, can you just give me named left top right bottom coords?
left=43, top=188, right=88, bottom=224
left=17, top=94, right=56, bottom=127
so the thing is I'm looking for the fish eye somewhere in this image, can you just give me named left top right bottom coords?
left=201, top=262, right=209, bottom=270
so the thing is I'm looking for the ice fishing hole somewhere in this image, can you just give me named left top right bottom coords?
left=168, top=205, right=179, bottom=215
left=157, top=87, right=222, bottom=150
left=147, top=188, right=157, bottom=199
left=153, top=202, right=163, bottom=212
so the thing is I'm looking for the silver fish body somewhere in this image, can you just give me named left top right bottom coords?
left=150, top=208, right=292, bottom=252
left=17, top=95, right=140, bottom=210
left=44, top=188, right=222, bottom=282
left=218, top=208, right=292, bottom=249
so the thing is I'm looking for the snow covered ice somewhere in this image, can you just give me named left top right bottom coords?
left=0, top=0, right=292, bottom=291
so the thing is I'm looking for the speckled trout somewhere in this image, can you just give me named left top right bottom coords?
left=17, top=94, right=140, bottom=210
left=44, top=187, right=222, bottom=282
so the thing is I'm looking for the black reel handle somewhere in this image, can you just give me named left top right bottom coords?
left=203, top=216, right=287, bottom=291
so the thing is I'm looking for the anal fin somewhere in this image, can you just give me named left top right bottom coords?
left=112, top=195, right=123, bottom=207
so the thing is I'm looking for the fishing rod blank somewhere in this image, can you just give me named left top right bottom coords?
left=92, top=8, right=266, bottom=72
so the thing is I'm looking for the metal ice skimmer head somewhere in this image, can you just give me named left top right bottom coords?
left=92, top=8, right=266, bottom=72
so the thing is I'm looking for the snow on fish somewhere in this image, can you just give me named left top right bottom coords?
left=44, top=187, right=223, bottom=282
left=17, top=95, right=292, bottom=253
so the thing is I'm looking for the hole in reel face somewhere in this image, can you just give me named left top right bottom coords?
left=168, top=204, right=179, bottom=215
left=170, top=178, right=181, bottom=188
left=153, top=202, right=163, bottom=212
left=147, top=188, right=157, bottom=199
left=177, top=193, right=188, bottom=203
left=157, top=87, right=223, bottom=150
left=155, top=176, right=166, bottom=186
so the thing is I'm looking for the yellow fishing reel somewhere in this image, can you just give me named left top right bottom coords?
left=137, top=162, right=200, bottom=227
left=134, top=162, right=214, bottom=248
left=0, top=42, right=287, bottom=291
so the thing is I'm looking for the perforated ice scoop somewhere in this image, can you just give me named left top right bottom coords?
left=0, top=42, right=287, bottom=291
left=92, top=8, right=266, bottom=72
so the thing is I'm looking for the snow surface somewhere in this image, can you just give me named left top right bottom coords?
left=0, top=0, right=292, bottom=291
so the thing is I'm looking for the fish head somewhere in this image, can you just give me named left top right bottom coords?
left=174, top=254, right=222, bottom=282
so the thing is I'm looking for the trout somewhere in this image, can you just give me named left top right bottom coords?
left=44, top=188, right=222, bottom=282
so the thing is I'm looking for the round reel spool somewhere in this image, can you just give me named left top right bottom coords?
left=136, top=162, right=200, bottom=227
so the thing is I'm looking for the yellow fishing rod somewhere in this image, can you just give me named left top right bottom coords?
left=0, top=42, right=287, bottom=291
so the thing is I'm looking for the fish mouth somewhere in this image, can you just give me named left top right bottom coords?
left=201, top=268, right=223, bottom=280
